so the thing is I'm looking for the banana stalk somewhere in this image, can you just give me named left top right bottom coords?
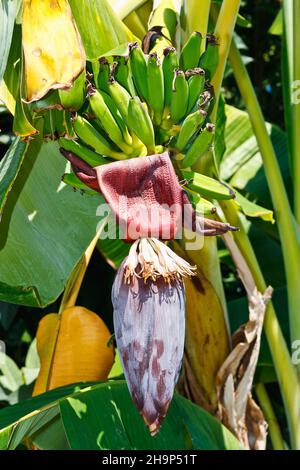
left=210, top=0, right=241, bottom=120
left=182, top=0, right=211, bottom=50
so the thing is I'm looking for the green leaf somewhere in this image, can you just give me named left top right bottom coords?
left=269, top=9, right=283, bottom=36
left=69, top=0, right=136, bottom=61
left=0, top=381, right=242, bottom=450
left=31, top=414, right=70, bottom=450
left=220, top=105, right=290, bottom=208
left=0, top=25, right=21, bottom=114
left=22, top=339, right=40, bottom=385
left=108, top=349, right=123, bottom=379
left=0, top=382, right=93, bottom=429
left=214, top=95, right=227, bottom=169
left=110, top=0, right=148, bottom=19
left=234, top=191, right=274, bottom=223
left=236, top=13, right=252, bottom=29
left=0, top=0, right=20, bottom=82
left=59, top=381, right=242, bottom=450
left=0, top=353, right=23, bottom=392
left=0, top=138, right=27, bottom=216
left=0, top=140, right=104, bottom=307
left=97, top=234, right=130, bottom=269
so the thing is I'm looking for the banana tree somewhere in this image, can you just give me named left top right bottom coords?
left=0, top=0, right=299, bottom=450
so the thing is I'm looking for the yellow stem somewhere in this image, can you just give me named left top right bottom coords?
left=255, top=383, right=285, bottom=450
left=183, top=0, right=211, bottom=51
left=211, top=0, right=241, bottom=121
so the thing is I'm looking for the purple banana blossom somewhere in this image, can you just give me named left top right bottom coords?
left=112, top=240, right=187, bottom=435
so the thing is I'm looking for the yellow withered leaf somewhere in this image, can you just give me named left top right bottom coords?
left=175, top=237, right=230, bottom=413
left=33, top=307, right=114, bottom=396
left=22, top=0, right=85, bottom=103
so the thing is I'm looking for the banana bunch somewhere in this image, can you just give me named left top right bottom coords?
left=60, top=33, right=219, bottom=188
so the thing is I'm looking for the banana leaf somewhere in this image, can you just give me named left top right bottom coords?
left=0, top=139, right=104, bottom=307
left=68, top=0, right=136, bottom=61
left=0, top=380, right=242, bottom=450
left=0, top=0, right=20, bottom=82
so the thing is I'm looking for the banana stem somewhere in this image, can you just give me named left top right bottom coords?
left=255, top=383, right=285, bottom=450
left=210, top=0, right=241, bottom=121
left=220, top=199, right=300, bottom=450
left=58, top=220, right=107, bottom=314
left=292, top=0, right=300, bottom=223
left=229, top=39, right=300, bottom=354
left=183, top=0, right=211, bottom=51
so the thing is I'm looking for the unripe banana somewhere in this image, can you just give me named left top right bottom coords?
left=162, top=46, right=179, bottom=111
left=93, top=57, right=110, bottom=94
left=127, top=96, right=156, bottom=154
left=175, top=108, right=207, bottom=152
left=108, top=78, right=146, bottom=155
left=185, top=189, right=217, bottom=215
left=186, top=68, right=206, bottom=114
left=179, top=32, right=202, bottom=71
left=147, top=52, right=164, bottom=124
left=182, top=169, right=235, bottom=200
left=89, top=88, right=132, bottom=154
left=129, top=42, right=149, bottom=102
left=62, top=173, right=98, bottom=195
left=181, top=123, right=215, bottom=168
left=108, top=77, right=132, bottom=121
left=111, top=56, right=136, bottom=96
left=59, top=137, right=108, bottom=167
left=170, top=69, right=189, bottom=122
left=99, top=90, right=133, bottom=147
left=73, top=115, right=127, bottom=160
left=59, top=71, right=86, bottom=111
left=199, top=34, right=219, bottom=80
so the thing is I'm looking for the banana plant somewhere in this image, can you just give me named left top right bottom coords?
left=0, top=0, right=299, bottom=451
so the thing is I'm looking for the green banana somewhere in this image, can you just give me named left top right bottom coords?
left=88, top=88, right=132, bottom=154
left=175, top=108, right=207, bottom=152
left=127, top=96, right=156, bottom=154
left=170, top=69, right=189, bottom=122
left=62, top=173, right=99, bottom=195
left=147, top=52, right=164, bottom=124
left=199, top=34, right=219, bottom=80
left=93, top=57, right=110, bottom=93
left=99, top=90, right=133, bottom=147
left=59, top=71, right=86, bottom=111
left=111, top=56, right=136, bottom=96
left=162, top=46, right=179, bottom=111
left=108, top=77, right=132, bottom=121
left=186, top=68, right=206, bottom=114
left=129, top=42, right=149, bottom=101
left=182, top=170, right=236, bottom=200
left=181, top=123, right=215, bottom=168
left=108, top=78, right=147, bottom=155
left=59, top=137, right=108, bottom=167
left=179, top=32, right=202, bottom=71
left=72, top=115, right=127, bottom=160
left=184, top=189, right=217, bottom=215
